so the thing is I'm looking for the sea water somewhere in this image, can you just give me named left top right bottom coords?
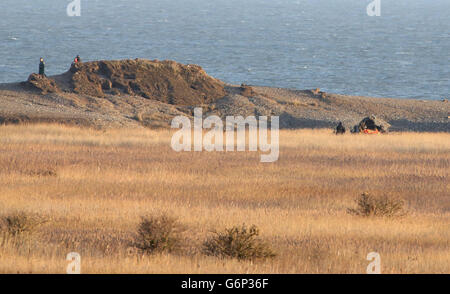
left=0, top=0, right=448, bottom=99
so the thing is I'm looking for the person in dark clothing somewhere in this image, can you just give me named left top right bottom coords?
left=359, top=115, right=377, bottom=131
left=335, top=121, right=346, bottom=134
left=39, top=58, right=45, bottom=76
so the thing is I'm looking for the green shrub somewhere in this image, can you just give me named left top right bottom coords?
left=203, top=224, right=276, bottom=260
left=133, top=214, right=185, bottom=254
left=347, top=193, right=405, bottom=217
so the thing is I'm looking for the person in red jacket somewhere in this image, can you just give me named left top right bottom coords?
left=71, top=55, right=81, bottom=67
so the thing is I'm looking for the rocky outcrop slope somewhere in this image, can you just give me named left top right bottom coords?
left=1, top=59, right=448, bottom=131
left=23, top=59, right=226, bottom=106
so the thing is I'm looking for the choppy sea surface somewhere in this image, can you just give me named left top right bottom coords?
left=0, top=0, right=448, bottom=99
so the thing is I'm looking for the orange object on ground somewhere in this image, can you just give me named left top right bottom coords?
left=363, top=129, right=380, bottom=134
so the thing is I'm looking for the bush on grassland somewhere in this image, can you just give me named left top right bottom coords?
left=203, top=224, right=276, bottom=260
left=133, top=213, right=186, bottom=254
left=347, top=193, right=405, bottom=217
left=0, top=211, right=47, bottom=236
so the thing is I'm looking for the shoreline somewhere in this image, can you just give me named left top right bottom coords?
left=0, top=59, right=448, bottom=132
left=0, top=79, right=444, bottom=102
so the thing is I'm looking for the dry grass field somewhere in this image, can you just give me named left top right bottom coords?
left=0, top=124, right=448, bottom=273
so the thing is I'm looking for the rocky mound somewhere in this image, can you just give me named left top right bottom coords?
left=4, top=59, right=447, bottom=131
left=239, top=84, right=256, bottom=97
left=22, top=73, right=60, bottom=94
left=67, top=59, right=226, bottom=105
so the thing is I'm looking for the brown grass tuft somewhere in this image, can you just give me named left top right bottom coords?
left=347, top=193, right=406, bottom=217
left=1, top=211, right=47, bottom=236
left=133, top=213, right=186, bottom=254
left=203, top=224, right=276, bottom=260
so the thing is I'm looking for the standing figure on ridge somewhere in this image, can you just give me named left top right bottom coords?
left=39, top=57, right=45, bottom=77
left=71, top=55, right=81, bottom=67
